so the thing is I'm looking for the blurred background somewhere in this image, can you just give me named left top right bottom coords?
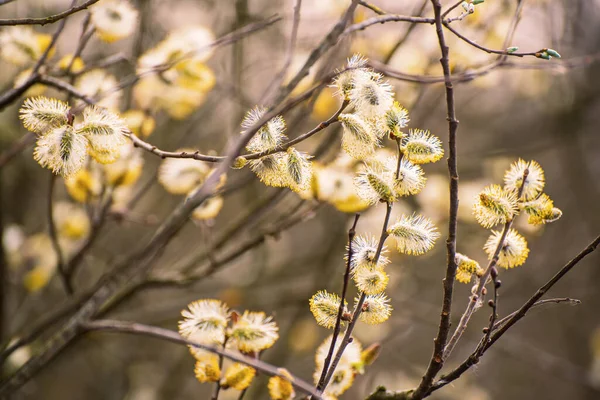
left=1, top=0, right=600, bottom=399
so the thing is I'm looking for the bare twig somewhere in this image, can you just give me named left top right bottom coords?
left=0, top=0, right=100, bottom=26
left=0, top=133, right=36, bottom=168
left=344, top=14, right=434, bottom=36
left=81, top=319, right=323, bottom=399
left=411, top=1, right=459, bottom=397
left=260, top=0, right=303, bottom=102
left=492, top=297, right=581, bottom=330
left=211, top=337, right=229, bottom=400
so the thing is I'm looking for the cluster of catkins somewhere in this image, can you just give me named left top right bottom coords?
left=177, top=299, right=293, bottom=397
left=459, top=159, right=562, bottom=285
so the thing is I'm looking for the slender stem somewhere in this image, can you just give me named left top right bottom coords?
left=411, top=2, right=459, bottom=398
left=344, top=14, right=434, bottom=36
left=492, top=297, right=580, bottom=330
left=47, top=174, right=72, bottom=295
left=476, top=268, right=499, bottom=357
left=315, top=213, right=360, bottom=391
left=211, top=337, right=229, bottom=400
left=81, top=320, right=323, bottom=399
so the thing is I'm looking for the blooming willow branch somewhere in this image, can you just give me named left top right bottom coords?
left=315, top=213, right=360, bottom=391
left=443, top=168, right=529, bottom=360
left=80, top=319, right=323, bottom=399
left=428, top=236, right=600, bottom=396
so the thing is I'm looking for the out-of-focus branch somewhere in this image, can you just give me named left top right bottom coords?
left=0, top=2, right=358, bottom=393
left=344, top=14, right=434, bottom=35
left=82, top=319, right=323, bottom=399
left=0, top=0, right=99, bottom=26
left=47, top=174, right=71, bottom=295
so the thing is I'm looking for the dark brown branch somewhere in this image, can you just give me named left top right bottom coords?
left=411, top=1, right=459, bottom=398
left=0, top=0, right=100, bottom=26
left=81, top=319, right=322, bottom=399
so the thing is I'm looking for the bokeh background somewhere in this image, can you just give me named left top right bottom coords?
left=1, top=0, right=600, bottom=399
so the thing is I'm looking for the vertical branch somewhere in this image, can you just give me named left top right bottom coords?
left=315, top=213, right=360, bottom=391
left=412, top=1, right=459, bottom=398
left=47, top=174, right=72, bottom=295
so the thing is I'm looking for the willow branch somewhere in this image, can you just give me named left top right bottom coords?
left=444, top=168, right=528, bottom=360
left=321, top=141, right=403, bottom=392
left=82, top=319, right=322, bottom=399
left=315, top=213, right=360, bottom=391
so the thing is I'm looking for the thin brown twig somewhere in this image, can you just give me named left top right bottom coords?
left=357, top=0, right=387, bottom=15
left=492, top=297, right=581, bottom=330
left=81, top=319, right=323, bottom=399
left=476, top=268, right=499, bottom=357
left=343, top=14, right=434, bottom=36
left=125, top=97, right=349, bottom=163
left=260, top=0, right=302, bottom=103
left=383, top=0, right=429, bottom=64
left=0, top=0, right=100, bottom=26
left=442, top=22, right=538, bottom=58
